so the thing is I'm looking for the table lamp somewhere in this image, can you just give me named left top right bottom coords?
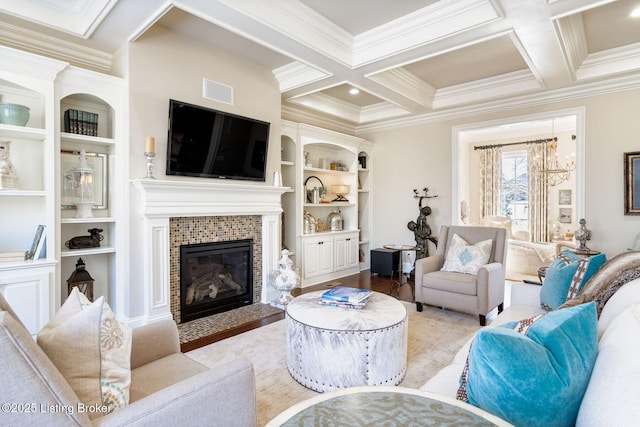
left=331, top=184, right=350, bottom=202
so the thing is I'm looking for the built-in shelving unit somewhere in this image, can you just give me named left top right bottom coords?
left=56, top=69, right=126, bottom=316
left=0, top=49, right=63, bottom=335
left=280, top=121, right=372, bottom=286
left=0, top=46, right=127, bottom=333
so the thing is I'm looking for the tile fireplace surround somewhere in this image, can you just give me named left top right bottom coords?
left=133, top=179, right=287, bottom=328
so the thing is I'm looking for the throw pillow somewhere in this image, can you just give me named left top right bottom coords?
left=37, top=288, right=132, bottom=419
left=540, top=250, right=606, bottom=310
left=459, top=302, right=598, bottom=427
left=441, top=234, right=492, bottom=275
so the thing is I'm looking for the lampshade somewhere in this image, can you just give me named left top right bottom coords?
left=331, top=185, right=350, bottom=195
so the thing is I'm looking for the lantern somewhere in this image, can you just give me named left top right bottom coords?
left=65, top=148, right=94, bottom=218
left=67, top=257, right=95, bottom=301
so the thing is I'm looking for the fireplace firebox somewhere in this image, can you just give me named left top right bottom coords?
left=180, top=239, right=253, bottom=323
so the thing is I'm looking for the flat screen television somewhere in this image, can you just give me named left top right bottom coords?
left=166, top=99, right=270, bottom=181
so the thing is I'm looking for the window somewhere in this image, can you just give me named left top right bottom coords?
left=501, top=151, right=528, bottom=233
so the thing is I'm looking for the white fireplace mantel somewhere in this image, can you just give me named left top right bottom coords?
left=132, top=179, right=287, bottom=218
left=132, top=179, right=288, bottom=325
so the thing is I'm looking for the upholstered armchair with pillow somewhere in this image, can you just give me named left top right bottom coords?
left=414, top=225, right=508, bottom=326
left=0, top=290, right=257, bottom=427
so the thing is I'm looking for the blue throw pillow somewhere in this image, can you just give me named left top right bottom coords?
left=463, top=303, right=598, bottom=427
left=540, top=250, right=606, bottom=310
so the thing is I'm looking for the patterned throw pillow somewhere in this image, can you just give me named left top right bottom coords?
left=441, top=234, right=493, bottom=274
left=458, top=303, right=598, bottom=427
left=540, top=250, right=606, bottom=311
left=37, top=288, right=132, bottom=419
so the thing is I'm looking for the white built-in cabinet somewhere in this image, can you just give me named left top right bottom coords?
left=280, top=121, right=372, bottom=287
left=0, top=47, right=126, bottom=333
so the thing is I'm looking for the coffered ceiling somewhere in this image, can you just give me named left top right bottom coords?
left=1, top=0, right=639, bottom=132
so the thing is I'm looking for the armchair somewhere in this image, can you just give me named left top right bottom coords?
left=414, top=225, right=508, bottom=326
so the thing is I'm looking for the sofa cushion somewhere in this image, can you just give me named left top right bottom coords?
left=0, top=311, right=93, bottom=426
left=37, top=288, right=132, bottom=419
left=597, top=278, right=640, bottom=338
left=130, top=353, right=207, bottom=402
left=442, top=234, right=492, bottom=275
left=540, top=250, right=606, bottom=310
left=461, top=302, right=598, bottom=427
left=576, top=304, right=640, bottom=425
left=423, top=270, right=477, bottom=295
left=561, top=251, right=640, bottom=317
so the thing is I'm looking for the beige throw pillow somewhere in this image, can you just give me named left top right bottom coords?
left=37, top=288, right=131, bottom=419
left=442, top=234, right=492, bottom=275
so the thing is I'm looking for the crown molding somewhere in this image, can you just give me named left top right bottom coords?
left=273, top=61, right=332, bottom=92
left=360, top=102, right=411, bottom=124
left=577, top=43, right=640, bottom=81
left=281, top=104, right=356, bottom=136
left=356, top=72, right=640, bottom=134
left=0, top=22, right=111, bottom=73
left=366, top=68, right=435, bottom=109
left=0, top=0, right=118, bottom=38
left=353, top=0, right=502, bottom=67
left=433, top=69, right=543, bottom=109
left=287, top=92, right=362, bottom=123
left=555, top=14, right=588, bottom=78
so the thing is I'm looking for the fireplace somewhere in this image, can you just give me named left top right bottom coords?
left=180, top=239, right=253, bottom=323
left=132, top=179, right=286, bottom=327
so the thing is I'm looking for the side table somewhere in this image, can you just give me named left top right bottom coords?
left=370, top=247, right=400, bottom=277
left=383, top=244, right=416, bottom=299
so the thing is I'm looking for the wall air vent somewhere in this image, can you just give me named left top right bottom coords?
left=202, top=78, right=234, bottom=105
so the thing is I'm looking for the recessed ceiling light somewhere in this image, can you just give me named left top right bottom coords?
left=630, top=6, right=640, bottom=17
left=349, top=88, right=360, bottom=95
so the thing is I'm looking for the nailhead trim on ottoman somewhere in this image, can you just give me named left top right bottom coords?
left=285, top=291, right=408, bottom=392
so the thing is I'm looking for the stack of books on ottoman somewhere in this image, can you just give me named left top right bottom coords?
left=320, top=286, right=373, bottom=309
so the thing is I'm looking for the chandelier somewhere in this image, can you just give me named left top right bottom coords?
left=533, top=135, right=576, bottom=187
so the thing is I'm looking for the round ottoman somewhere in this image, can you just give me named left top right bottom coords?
left=286, top=290, right=408, bottom=392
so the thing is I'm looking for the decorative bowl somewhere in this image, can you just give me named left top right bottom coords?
left=0, top=103, right=30, bottom=126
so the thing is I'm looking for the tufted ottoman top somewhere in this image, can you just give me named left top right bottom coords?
left=286, top=290, right=406, bottom=331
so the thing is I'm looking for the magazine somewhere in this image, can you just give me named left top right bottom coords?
left=318, top=299, right=368, bottom=309
left=321, top=286, right=372, bottom=305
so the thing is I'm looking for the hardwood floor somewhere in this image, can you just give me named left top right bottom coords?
left=180, top=271, right=413, bottom=352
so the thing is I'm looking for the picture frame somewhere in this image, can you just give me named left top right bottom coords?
left=559, top=208, right=572, bottom=223
left=26, top=224, right=46, bottom=260
left=558, top=189, right=572, bottom=205
left=624, top=151, right=640, bottom=215
left=61, top=150, right=108, bottom=210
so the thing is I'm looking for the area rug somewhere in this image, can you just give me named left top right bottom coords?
left=186, top=302, right=480, bottom=426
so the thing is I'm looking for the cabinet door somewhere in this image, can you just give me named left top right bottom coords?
left=0, top=266, right=54, bottom=336
left=335, top=234, right=358, bottom=271
left=346, top=235, right=359, bottom=269
left=302, top=238, right=334, bottom=279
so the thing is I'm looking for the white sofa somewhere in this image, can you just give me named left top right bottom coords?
left=479, top=216, right=572, bottom=281
left=421, top=265, right=640, bottom=425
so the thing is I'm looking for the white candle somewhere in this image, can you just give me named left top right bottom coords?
left=145, top=136, right=155, bottom=153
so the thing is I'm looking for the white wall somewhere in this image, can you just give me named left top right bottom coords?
left=362, top=88, right=640, bottom=258
left=362, top=123, right=452, bottom=253
left=123, top=26, right=281, bottom=320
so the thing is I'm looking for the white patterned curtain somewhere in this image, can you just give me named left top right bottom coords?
left=479, top=147, right=502, bottom=219
left=528, top=142, right=548, bottom=242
